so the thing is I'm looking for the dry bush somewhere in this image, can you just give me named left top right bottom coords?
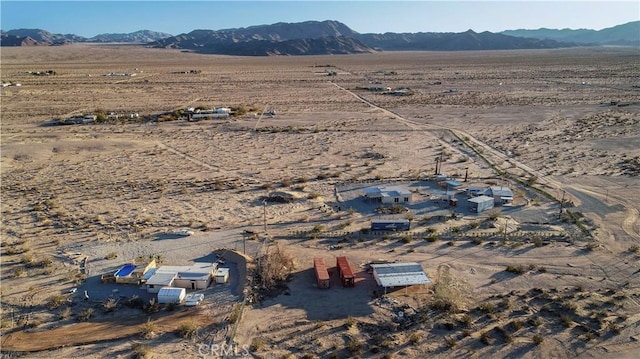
left=140, top=319, right=157, bottom=339
left=77, top=308, right=94, bottom=322
left=132, top=342, right=152, bottom=359
left=430, top=265, right=470, bottom=313
left=178, top=320, right=199, bottom=339
left=59, top=306, right=72, bottom=320
left=47, top=294, right=67, bottom=309
left=257, top=244, right=295, bottom=290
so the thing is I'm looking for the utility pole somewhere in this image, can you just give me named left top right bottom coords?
left=558, top=190, right=565, bottom=219
left=464, top=167, right=469, bottom=182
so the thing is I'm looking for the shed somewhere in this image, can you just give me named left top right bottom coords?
left=370, top=262, right=431, bottom=289
left=313, top=258, right=330, bottom=289
left=371, top=262, right=431, bottom=288
left=468, top=195, right=494, bottom=213
left=157, top=287, right=186, bottom=304
left=215, top=268, right=230, bottom=284
left=487, top=186, right=514, bottom=205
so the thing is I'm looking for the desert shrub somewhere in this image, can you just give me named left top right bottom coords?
left=408, top=331, right=421, bottom=345
left=430, top=266, right=469, bottom=313
left=400, top=234, right=413, bottom=243
left=257, top=244, right=295, bottom=290
left=105, top=252, right=118, bottom=260
left=628, top=244, right=640, bottom=253
left=530, top=317, right=544, bottom=327
left=280, top=178, right=293, bottom=187
left=505, top=265, right=526, bottom=275
left=478, top=302, right=496, bottom=314
left=532, top=334, right=544, bottom=345
left=560, top=315, right=573, bottom=327
left=345, top=316, right=356, bottom=328
left=14, top=267, right=26, bottom=278
left=141, top=319, right=156, bottom=339
left=533, top=237, right=544, bottom=247
left=480, top=331, right=492, bottom=345
left=48, top=294, right=67, bottom=309
left=346, top=336, right=363, bottom=355
left=178, top=320, right=199, bottom=339
left=444, top=336, right=457, bottom=348
left=487, top=209, right=501, bottom=220
left=509, top=320, right=525, bottom=331
left=77, top=308, right=94, bottom=321
left=103, top=297, right=118, bottom=313
left=132, top=342, right=152, bottom=359
left=59, top=306, right=72, bottom=319
left=472, top=237, right=483, bottom=245
left=250, top=337, right=267, bottom=351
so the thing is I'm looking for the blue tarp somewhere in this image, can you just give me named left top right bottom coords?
left=114, top=263, right=136, bottom=277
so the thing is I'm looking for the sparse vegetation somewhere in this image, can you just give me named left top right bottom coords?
left=177, top=320, right=199, bottom=339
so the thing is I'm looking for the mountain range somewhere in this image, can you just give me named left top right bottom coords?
left=1, top=20, right=638, bottom=55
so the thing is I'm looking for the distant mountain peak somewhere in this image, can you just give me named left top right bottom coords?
left=3, top=20, right=637, bottom=53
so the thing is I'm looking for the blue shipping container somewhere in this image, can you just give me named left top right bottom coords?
left=371, top=220, right=410, bottom=231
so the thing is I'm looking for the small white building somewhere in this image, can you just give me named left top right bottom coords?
left=363, top=186, right=413, bottom=204
left=157, top=287, right=186, bottom=304
left=215, top=268, right=230, bottom=284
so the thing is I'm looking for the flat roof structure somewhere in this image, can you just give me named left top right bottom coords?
left=363, top=186, right=412, bottom=198
left=444, top=180, right=462, bottom=188
left=487, top=186, right=514, bottom=199
left=145, top=272, right=176, bottom=287
left=370, top=262, right=431, bottom=288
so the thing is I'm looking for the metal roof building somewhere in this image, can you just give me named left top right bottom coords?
left=363, top=186, right=413, bottom=204
left=370, top=262, right=431, bottom=288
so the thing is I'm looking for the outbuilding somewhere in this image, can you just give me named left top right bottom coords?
left=370, top=262, right=431, bottom=292
left=468, top=195, right=495, bottom=213
left=486, top=186, right=514, bottom=205
left=157, top=287, right=186, bottom=304
left=215, top=268, right=230, bottom=284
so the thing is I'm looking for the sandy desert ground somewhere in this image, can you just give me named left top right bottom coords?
left=1, top=44, right=639, bottom=358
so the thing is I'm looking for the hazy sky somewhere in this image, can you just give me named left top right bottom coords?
left=1, top=1, right=638, bottom=37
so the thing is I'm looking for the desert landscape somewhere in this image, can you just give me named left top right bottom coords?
left=1, top=44, right=639, bottom=359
